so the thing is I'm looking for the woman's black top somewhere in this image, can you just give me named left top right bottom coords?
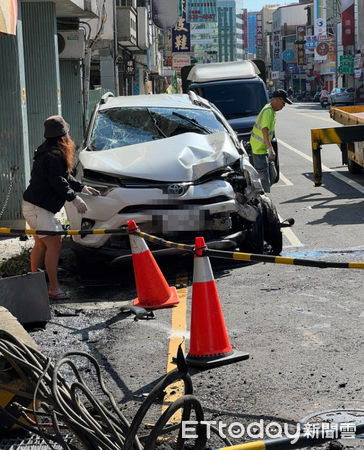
left=23, top=141, right=84, bottom=213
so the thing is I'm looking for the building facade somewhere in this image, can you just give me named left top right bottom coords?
left=0, top=0, right=101, bottom=227
left=0, top=0, right=162, bottom=227
left=217, top=0, right=236, bottom=61
left=247, top=12, right=257, bottom=57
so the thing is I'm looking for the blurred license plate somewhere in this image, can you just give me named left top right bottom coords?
left=161, top=210, right=203, bottom=232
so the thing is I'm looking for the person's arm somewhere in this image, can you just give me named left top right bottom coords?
left=46, top=152, right=78, bottom=201
left=261, top=127, right=271, bottom=149
left=68, top=174, right=84, bottom=193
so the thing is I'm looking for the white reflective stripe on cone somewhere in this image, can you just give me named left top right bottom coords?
left=129, top=233, right=149, bottom=254
left=193, top=256, right=215, bottom=283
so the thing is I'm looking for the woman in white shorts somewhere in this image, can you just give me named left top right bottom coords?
left=23, top=115, right=99, bottom=300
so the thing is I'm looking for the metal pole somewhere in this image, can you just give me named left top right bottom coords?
left=299, top=70, right=302, bottom=94
left=83, top=46, right=91, bottom=135
left=113, top=0, right=120, bottom=95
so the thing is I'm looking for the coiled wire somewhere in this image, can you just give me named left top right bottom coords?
left=0, top=330, right=215, bottom=449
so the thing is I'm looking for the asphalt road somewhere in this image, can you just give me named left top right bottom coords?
left=18, top=101, right=364, bottom=449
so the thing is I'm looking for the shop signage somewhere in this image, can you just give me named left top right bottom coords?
left=172, top=53, right=191, bottom=70
left=256, top=13, right=263, bottom=48
left=313, top=0, right=326, bottom=37
left=172, top=0, right=191, bottom=53
left=354, top=68, right=362, bottom=79
left=296, top=26, right=306, bottom=66
left=305, top=35, right=318, bottom=51
left=124, top=60, right=135, bottom=76
left=354, top=54, right=362, bottom=69
left=272, top=30, right=281, bottom=72
left=297, top=45, right=305, bottom=65
left=316, top=42, right=329, bottom=56
left=186, top=1, right=217, bottom=22
left=243, top=9, right=248, bottom=49
left=342, top=0, right=354, bottom=46
left=285, top=63, right=305, bottom=74
left=282, top=49, right=295, bottom=62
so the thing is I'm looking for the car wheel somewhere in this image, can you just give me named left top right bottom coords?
left=260, top=196, right=283, bottom=255
left=238, top=204, right=264, bottom=255
left=347, top=158, right=362, bottom=174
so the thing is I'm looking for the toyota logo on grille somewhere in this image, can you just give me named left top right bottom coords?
left=167, top=184, right=185, bottom=196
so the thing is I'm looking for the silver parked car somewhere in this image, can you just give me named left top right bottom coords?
left=328, top=87, right=354, bottom=106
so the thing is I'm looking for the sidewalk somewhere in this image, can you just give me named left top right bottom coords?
left=0, top=236, right=33, bottom=262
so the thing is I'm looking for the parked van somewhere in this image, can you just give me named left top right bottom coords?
left=183, top=60, right=279, bottom=182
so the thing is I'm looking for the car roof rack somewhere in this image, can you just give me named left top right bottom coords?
left=100, top=92, right=115, bottom=105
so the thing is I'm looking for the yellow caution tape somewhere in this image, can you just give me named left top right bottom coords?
left=1, top=227, right=362, bottom=269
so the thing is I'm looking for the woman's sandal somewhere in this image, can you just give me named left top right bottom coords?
left=48, top=289, right=70, bottom=300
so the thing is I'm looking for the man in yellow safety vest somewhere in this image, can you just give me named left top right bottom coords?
left=249, top=89, right=292, bottom=193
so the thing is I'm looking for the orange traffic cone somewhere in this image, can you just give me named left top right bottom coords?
left=185, top=236, right=249, bottom=369
left=128, top=220, right=179, bottom=309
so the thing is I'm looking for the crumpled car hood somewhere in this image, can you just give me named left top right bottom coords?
left=80, top=131, right=240, bottom=182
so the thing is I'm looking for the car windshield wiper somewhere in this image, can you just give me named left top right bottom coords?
left=172, top=112, right=212, bottom=134
left=147, top=109, right=167, bottom=138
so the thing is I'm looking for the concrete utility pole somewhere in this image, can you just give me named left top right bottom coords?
left=83, top=44, right=92, bottom=134
left=113, top=0, right=119, bottom=96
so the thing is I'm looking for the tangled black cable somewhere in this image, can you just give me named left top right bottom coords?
left=0, top=332, right=219, bottom=449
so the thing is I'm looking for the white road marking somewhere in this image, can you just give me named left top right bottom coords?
left=277, top=138, right=313, bottom=163
left=278, top=214, right=304, bottom=248
left=278, top=172, right=293, bottom=186
left=296, top=112, right=335, bottom=123
left=278, top=138, right=364, bottom=195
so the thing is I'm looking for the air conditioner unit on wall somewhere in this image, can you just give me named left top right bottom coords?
left=138, top=7, right=150, bottom=50
left=116, top=7, right=137, bottom=47
left=57, top=31, right=85, bottom=59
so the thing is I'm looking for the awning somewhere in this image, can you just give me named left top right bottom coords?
left=0, top=0, right=18, bottom=36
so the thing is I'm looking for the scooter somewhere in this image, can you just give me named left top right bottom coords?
left=320, top=96, right=329, bottom=108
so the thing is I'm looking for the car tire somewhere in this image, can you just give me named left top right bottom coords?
left=347, top=158, right=362, bottom=174
left=239, top=204, right=264, bottom=255
left=261, top=196, right=283, bottom=256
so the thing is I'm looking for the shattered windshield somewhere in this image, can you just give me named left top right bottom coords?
left=89, top=107, right=226, bottom=151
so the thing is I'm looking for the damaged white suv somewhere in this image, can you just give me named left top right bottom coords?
left=65, top=92, right=283, bottom=259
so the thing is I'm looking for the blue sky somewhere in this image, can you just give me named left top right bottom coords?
left=243, top=0, right=299, bottom=12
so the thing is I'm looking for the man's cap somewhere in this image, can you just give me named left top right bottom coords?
left=44, top=115, right=70, bottom=139
left=272, top=89, right=293, bottom=104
